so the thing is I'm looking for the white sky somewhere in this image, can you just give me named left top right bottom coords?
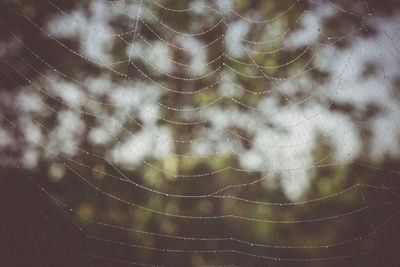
left=3, top=0, right=400, bottom=199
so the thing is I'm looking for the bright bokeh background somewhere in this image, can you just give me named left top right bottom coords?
left=1, top=0, right=400, bottom=266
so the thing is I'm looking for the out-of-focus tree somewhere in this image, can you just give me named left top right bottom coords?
left=1, top=0, right=400, bottom=266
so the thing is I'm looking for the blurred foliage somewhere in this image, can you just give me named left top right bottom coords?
left=1, top=0, right=400, bottom=266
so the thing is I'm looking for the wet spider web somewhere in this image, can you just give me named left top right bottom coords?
left=1, top=0, right=400, bottom=266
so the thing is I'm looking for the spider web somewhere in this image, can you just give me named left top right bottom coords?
left=1, top=0, right=400, bottom=266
